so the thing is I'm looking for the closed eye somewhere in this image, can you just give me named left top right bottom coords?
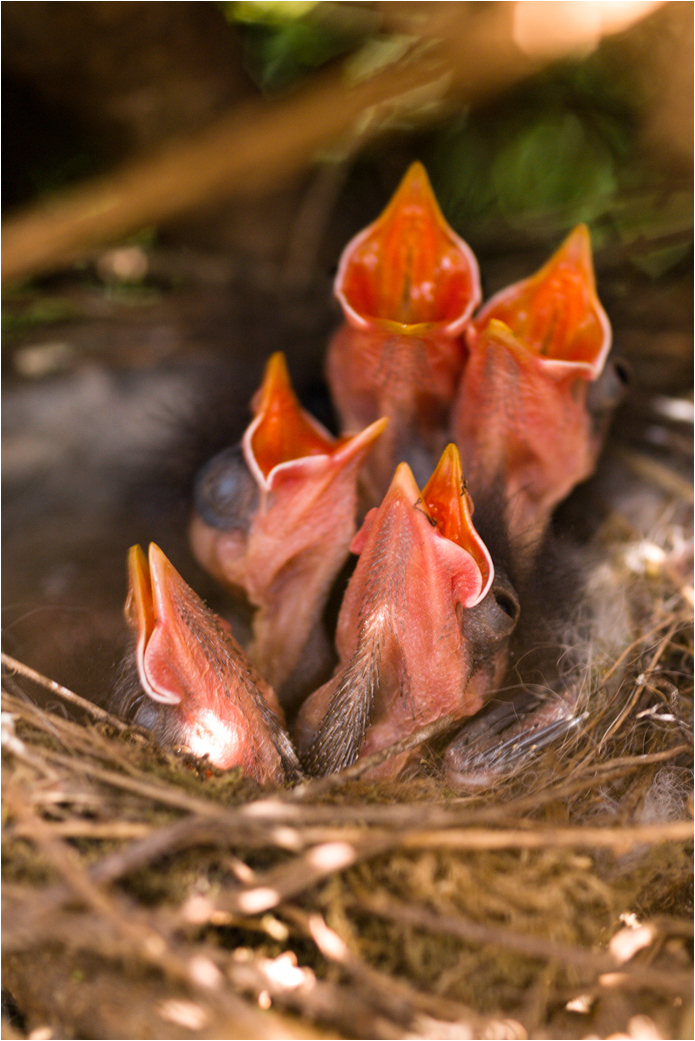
left=494, top=589, right=520, bottom=622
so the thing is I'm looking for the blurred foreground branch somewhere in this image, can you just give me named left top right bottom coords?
left=2, top=1, right=666, bottom=284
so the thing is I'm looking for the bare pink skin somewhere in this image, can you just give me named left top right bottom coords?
left=189, top=353, right=386, bottom=692
left=295, top=460, right=509, bottom=780
left=328, top=162, right=480, bottom=502
left=125, top=543, right=298, bottom=784
left=452, top=225, right=612, bottom=550
left=453, top=319, right=602, bottom=549
left=326, top=323, right=467, bottom=501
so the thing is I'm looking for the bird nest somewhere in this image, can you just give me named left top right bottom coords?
left=2, top=154, right=693, bottom=1038
left=2, top=531, right=692, bottom=1040
left=3, top=3, right=693, bottom=1031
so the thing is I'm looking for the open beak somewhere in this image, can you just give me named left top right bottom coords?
left=124, top=543, right=299, bottom=784
left=335, top=161, right=481, bottom=335
left=327, top=162, right=481, bottom=500
left=190, top=352, right=386, bottom=695
left=471, top=224, right=611, bottom=376
left=296, top=446, right=510, bottom=780
left=452, top=226, right=613, bottom=550
left=420, top=442, right=492, bottom=597
left=244, top=352, right=346, bottom=487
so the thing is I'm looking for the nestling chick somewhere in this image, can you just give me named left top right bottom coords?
left=189, top=351, right=386, bottom=699
left=113, top=543, right=300, bottom=784
left=327, top=162, right=481, bottom=501
left=296, top=445, right=520, bottom=779
left=451, top=225, right=615, bottom=552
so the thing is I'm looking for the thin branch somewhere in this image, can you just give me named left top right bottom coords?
left=2, top=652, right=129, bottom=730
left=5, top=0, right=664, bottom=284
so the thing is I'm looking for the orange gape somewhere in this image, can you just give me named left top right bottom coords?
left=189, top=352, right=386, bottom=693
left=124, top=544, right=299, bottom=784
left=296, top=445, right=518, bottom=781
left=451, top=225, right=612, bottom=548
left=327, top=162, right=481, bottom=502
left=469, top=225, right=609, bottom=370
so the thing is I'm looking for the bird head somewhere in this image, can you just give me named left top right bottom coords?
left=190, top=352, right=386, bottom=690
left=335, top=161, right=481, bottom=336
left=297, top=446, right=519, bottom=778
left=124, top=542, right=298, bottom=782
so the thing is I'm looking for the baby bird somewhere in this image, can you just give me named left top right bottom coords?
left=327, top=162, right=481, bottom=501
left=451, top=225, right=613, bottom=553
left=189, top=352, right=386, bottom=699
left=296, top=445, right=520, bottom=779
left=113, top=542, right=300, bottom=784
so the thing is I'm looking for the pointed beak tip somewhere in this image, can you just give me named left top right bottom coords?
left=399, top=159, right=433, bottom=196
left=570, top=222, right=591, bottom=244
left=249, top=353, right=340, bottom=478
left=561, top=223, right=594, bottom=269
left=389, top=162, right=443, bottom=227
left=394, top=460, right=414, bottom=480
left=389, top=461, right=421, bottom=500
left=405, top=159, right=427, bottom=179
left=441, top=441, right=462, bottom=469
left=422, top=445, right=492, bottom=593
left=424, top=442, right=462, bottom=495
left=266, top=350, right=289, bottom=376
left=369, top=415, right=389, bottom=439
left=127, top=543, right=151, bottom=593
left=125, top=543, right=153, bottom=633
left=350, top=414, right=389, bottom=453
left=147, top=541, right=168, bottom=574
left=127, top=542, right=146, bottom=571
left=261, top=351, right=293, bottom=400
left=145, top=543, right=183, bottom=612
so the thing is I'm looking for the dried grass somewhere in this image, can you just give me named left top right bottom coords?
left=2, top=530, right=692, bottom=1040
